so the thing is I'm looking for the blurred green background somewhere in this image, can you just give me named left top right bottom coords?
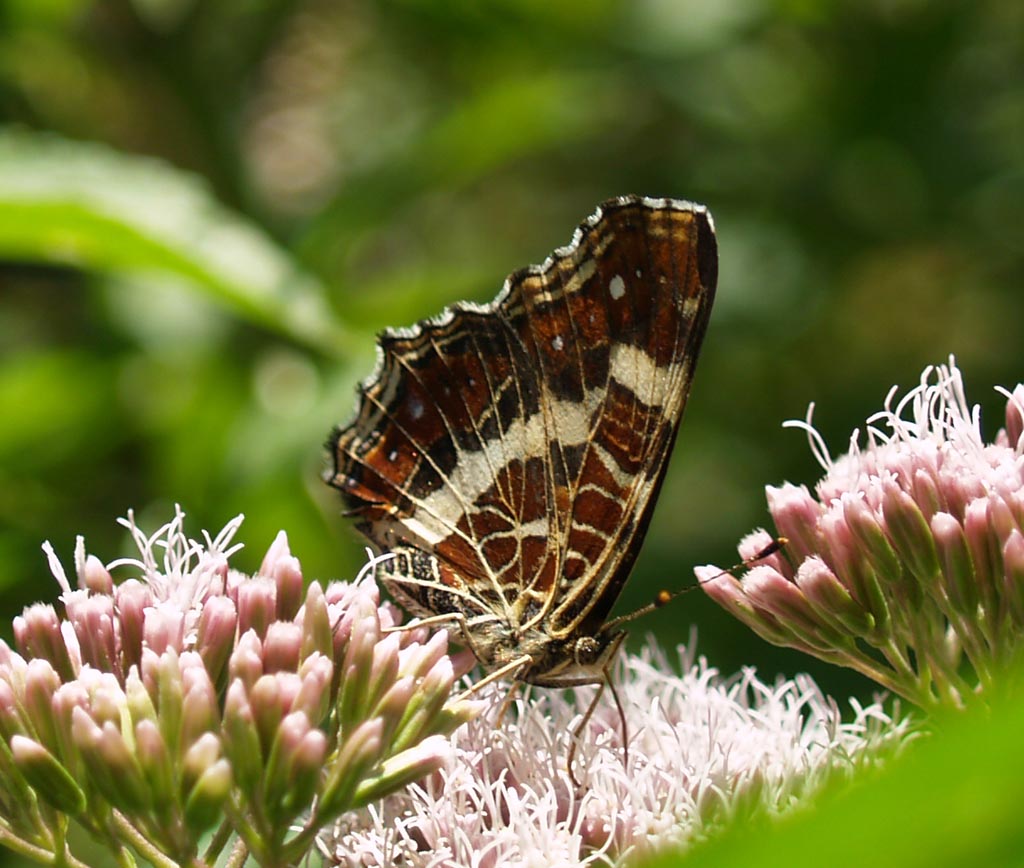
left=2, top=0, right=1023, bottom=755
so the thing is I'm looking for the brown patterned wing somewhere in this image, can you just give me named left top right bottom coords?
left=326, top=196, right=717, bottom=637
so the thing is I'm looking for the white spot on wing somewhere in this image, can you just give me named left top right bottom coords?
left=409, top=398, right=424, bottom=420
left=552, top=335, right=564, bottom=352
left=609, top=274, right=626, bottom=300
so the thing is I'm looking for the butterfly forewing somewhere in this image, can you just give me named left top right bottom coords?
left=327, top=195, right=717, bottom=681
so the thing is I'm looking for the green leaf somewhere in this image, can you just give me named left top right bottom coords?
left=0, top=129, right=350, bottom=356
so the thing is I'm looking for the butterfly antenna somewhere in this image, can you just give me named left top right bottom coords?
left=604, top=537, right=787, bottom=630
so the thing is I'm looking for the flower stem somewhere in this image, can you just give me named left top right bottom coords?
left=110, top=811, right=187, bottom=868
left=0, top=827, right=89, bottom=868
left=201, top=819, right=234, bottom=866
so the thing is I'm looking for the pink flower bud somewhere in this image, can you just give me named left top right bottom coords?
left=237, top=578, right=277, bottom=641
left=196, top=595, right=238, bottom=686
left=115, top=580, right=152, bottom=675
left=222, top=680, right=262, bottom=793
left=14, top=604, right=75, bottom=681
left=299, top=581, right=333, bottom=662
left=182, top=732, right=222, bottom=793
left=262, top=711, right=312, bottom=822
left=82, top=555, right=113, bottom=595
left=353, top=735, right=451, bottom=807
left=320, top=718, right=384, bottom=815
left=796, top=557, right=874, bottom=637
left=910, top=468, right=942, bottom=519
left=744, top=567, right=839, bottom=651
left=184, top=759, right=232, bottom=835
left=697, top=567, right=795, bottom=647
left=766, top=483, right=823, bottom=565
left=1001, top=529, right=1024, bottom=626
left=1004, top=384, right=1024, bottom=450
left=963, top=498, right=999, bottom=619
left=228, top=629, right=264, bottom=690
left=930, top=511, right=977, bottom=617
left=842, top=495, right=902, bottom=587
left=260, top=531, right=304, bottom=622
left=143, top=603, right=185, bottom=657
left=23, top=659, right=61, bottom=751
left=264, top=622, right=302, bottom=674
left=293, top=653, right=333, bottom=725
left=134, top=719, right=173, bottom=807
left=11, top=735, right=85, bottom=814
left=880, top=478, right=937, bottom=606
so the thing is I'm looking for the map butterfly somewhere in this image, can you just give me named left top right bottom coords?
left=327, top=196, right=717, bottom=774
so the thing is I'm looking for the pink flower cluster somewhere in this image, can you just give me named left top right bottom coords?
left=700, top=360, right=1024, bottom=709
left=0, top=509, right=477, bottom=868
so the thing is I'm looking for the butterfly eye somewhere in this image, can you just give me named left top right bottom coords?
left=573, top=636, right=602, bottom=667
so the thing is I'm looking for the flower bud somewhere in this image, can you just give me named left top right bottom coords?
left=115, top=580, right=152, bottom=675
left=222, top=679, right=263, bottom=794
left=196, top=595, right=238, bottom=688
left=319, top=718, right=384, bottom=816
left=184, top=759, right=232, bottom=836
left=23, top=659, right=61, bottom=752
left=796, top=557, right=874, bottom=638
left=299, top=581, right=333, bottom=662
left=352, top=735, right=450, bottom=808
left=260, top=531, right=304, bottom=622
left=135, top=719, right=174, bottom=812
left=930, top=511, right=977, bottom=617
left=81, top=555, right=113, bottom=595
left=264, top=622, right=302, bottom=674
left=11, top=735, right=85, bottom=814
left=237, top=578, right=277, bottom=641
left=15, top=604, right=75, bottom=681
left=766, top=484, right=823, bottom=565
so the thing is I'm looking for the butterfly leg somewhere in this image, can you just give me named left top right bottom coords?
left=381, top=611, right=466, bottom=634
left=382, top=610, right=493, bottom=666
left=493, top=679, right=523, bottom=728
left=566, top=653, right=629, bottom=788
left=454, top=653, right=533, bottom=701
left=566, top=678, right=605, bottom=788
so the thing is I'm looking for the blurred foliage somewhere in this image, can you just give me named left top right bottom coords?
left=1, top=2, right=1023, bottom=862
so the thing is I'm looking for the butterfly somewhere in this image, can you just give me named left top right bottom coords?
left=326, top=195, right=717, bottom=778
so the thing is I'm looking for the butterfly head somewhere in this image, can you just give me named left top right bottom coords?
left=510, top=628, right=627, bottom=688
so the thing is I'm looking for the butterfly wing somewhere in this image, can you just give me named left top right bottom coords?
left=327, top=196, right=717, bottom=639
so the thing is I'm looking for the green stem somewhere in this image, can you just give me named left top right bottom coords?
left=279, top=818, right=320, bottom=865
left=109, top=811, right=184, bottom=868
left=202, top=819, right=235, bottom=866
left=0, top=826, right=88, bottom=868
left=224, top=799, right=267, bottom=866
left=838, top=648, right=935, bottom=708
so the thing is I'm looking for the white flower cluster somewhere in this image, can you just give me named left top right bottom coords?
left=319, top=637, right=909, bottom=867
